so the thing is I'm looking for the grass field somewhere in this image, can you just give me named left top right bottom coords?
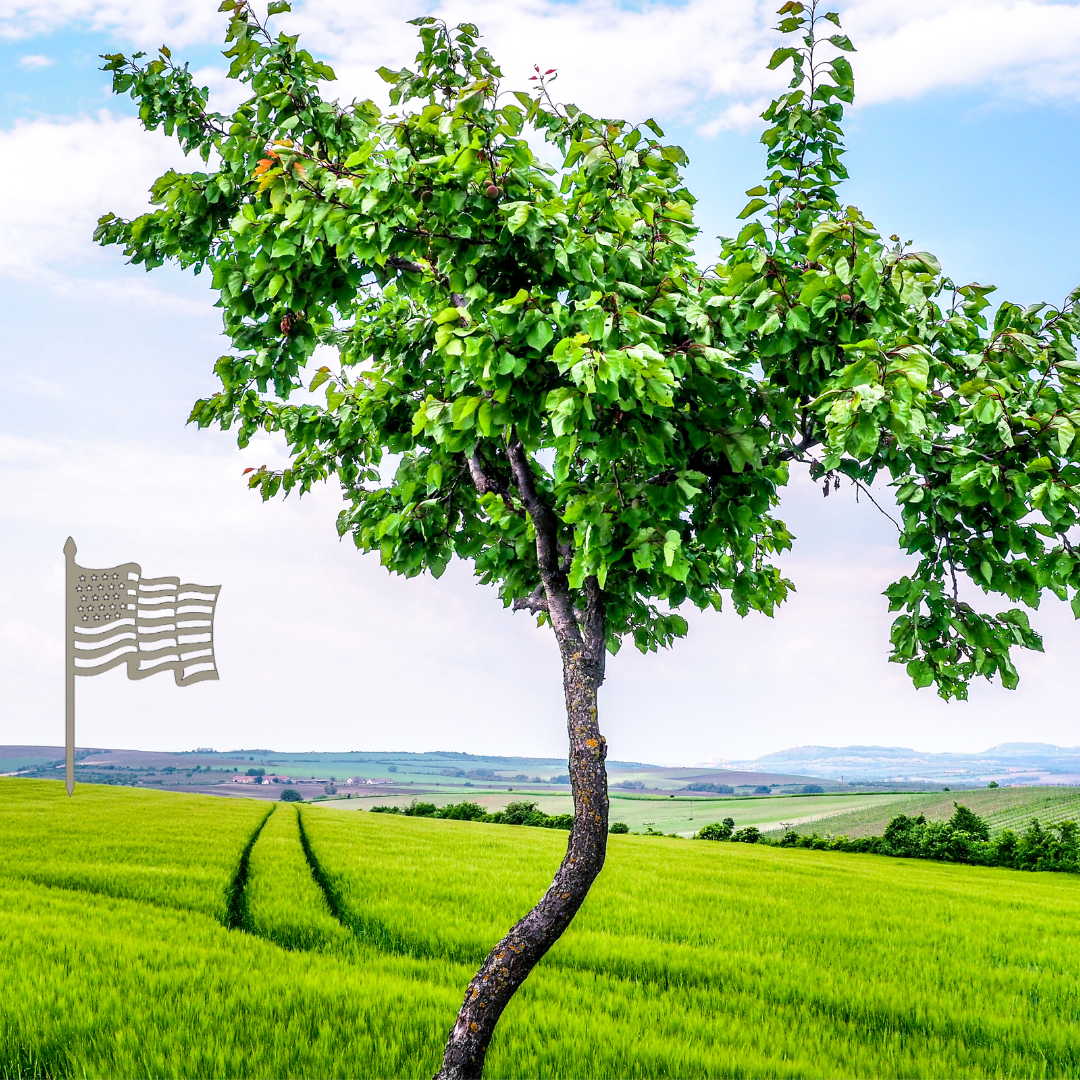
left=768, top=785, right=1080, bottom=839
left=4, top=778, right=1080, bottom=1078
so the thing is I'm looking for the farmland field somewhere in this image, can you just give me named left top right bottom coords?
left=4, top=778, right=1080, bottom=1078
left=768, top=785, right=1080, bottom=839
left=321, top=788, right=916, bottom=836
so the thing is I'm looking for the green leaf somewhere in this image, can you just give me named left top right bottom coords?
left=828, top=34, right=855, bottom=51
left=887, top=352, right=929, bottom=392
left=526, top=319, right=554, bottom=351
left=907, top=659, right=934, bottom=689
left=267, top=1, right=291, bottom=14
left=737, top=198, right=768, bottom=220
left=308, top=366, right=332, bottom=393
left=506, top=204, right=530, bottom=234
left=767, top=47, right=797, bottom=70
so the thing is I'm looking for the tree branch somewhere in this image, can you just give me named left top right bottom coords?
left=512, top=585, right=549, bottom=613
left=506, top=437, right=586, bottom=654
left=467, top=452, right=505, bottom=496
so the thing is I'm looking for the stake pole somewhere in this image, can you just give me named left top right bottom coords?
left=64, top=537, right=76, bottom=797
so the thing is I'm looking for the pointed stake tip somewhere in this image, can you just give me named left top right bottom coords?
left=64, top=537, right=77, bottom=556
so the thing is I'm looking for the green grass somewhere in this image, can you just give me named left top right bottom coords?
left=242, top=802, right=350, bottom=952
left=767, top=785, right=1080, bottom=840
left=4, top=778, right=1080, bottom=1078
left=0, top=779, right=269, bottom=920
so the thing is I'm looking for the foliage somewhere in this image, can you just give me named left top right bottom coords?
left=609, top=821, right=630, bottom=834
left=280, top=787, right=302, bottom=801
left=371, top=799, right=574, bottom=829
left=7, top=779, right=1080, bottom=1077
left=775, top=802, right=1080, bottom=875
left=682, top=782, right=734, bottom=794
left=95, top=1, right=795, bottom=664
left=695, top=821, right=733, bottom=841
left=94, top=0, right=1080, bottom=701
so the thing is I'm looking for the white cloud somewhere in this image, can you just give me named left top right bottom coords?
left=0, top=110, right=206, bottom=309
left=0, top=0, right=221, bottom=46
left=845, top=0, right=1080, bottom=105
left=4, top=0, right=1080, bottom=129
left=18, top=52, right=51, bottom=66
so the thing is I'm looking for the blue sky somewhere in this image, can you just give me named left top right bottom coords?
left=2, top=0, right=1079, bottom=763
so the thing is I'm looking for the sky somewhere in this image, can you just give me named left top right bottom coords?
left=1, top=0, right=1079, bottom=764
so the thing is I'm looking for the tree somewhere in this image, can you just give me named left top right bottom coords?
left=95, top=0, right=1080, bottom=1074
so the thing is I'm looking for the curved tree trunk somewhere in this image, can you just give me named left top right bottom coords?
left=436, top=441, right=610, bottom=1080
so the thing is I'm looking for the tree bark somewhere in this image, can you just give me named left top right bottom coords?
left=436, top=441, right=609, bottom=1080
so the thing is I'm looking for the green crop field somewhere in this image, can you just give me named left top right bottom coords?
left=767, top=785, right=1080, bottom=840
left=4, top=778, right=1080, bottom=1078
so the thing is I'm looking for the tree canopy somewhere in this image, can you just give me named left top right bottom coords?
left=97, top=1, right=1080, bottom=703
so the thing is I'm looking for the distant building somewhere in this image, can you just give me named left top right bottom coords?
left=195, top=747, right=215, bottom=753
left=367, top=778, right=394, bottom=785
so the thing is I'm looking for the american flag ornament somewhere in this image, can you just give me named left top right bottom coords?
left=64, top=537, right=220, bottom=795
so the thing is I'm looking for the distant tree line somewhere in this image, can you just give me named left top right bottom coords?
left=695, top=804, right=1080, bottom=875
left=372, top=800, right=582, bottom=830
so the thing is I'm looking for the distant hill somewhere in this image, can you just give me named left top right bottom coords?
left=728, top=743, right=1080, bottom=785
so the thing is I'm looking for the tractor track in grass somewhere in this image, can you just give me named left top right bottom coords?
left=225, top=803, right=276, bottom=931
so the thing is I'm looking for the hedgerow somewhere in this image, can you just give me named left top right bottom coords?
left=695, top=802, right=1080, bottom=874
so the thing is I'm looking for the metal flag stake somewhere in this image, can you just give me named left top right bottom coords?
left=64, top=538, right=221, bottom=796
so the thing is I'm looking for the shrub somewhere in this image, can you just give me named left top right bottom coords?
left=732, top=827, right=761, bottom=844
left=280, top=789, right=302, bottom=803
left=500, top=801, right=541, bottom=825
left=369, top=805, right=401, bottom=814
left=695, top=822, right=733, bottom=841
left=682, top=782, right=734, bottom=794
left=949, top=803, right=991, bottom=841
left=801, top=785, right=825, bottom=794
left=402, top=802, right=438, bottom=817
left=439, top=802, right=489, bottom=822
left=988, top=781, right=999, bottom=788
left=610, top=822, right=629, bottom=834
